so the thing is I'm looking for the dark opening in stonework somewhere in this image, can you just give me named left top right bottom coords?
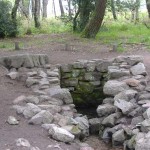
left=60, top=60, right=110, bottom=118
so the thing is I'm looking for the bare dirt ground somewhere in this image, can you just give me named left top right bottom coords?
left=0, top=33, right=150, bottom=150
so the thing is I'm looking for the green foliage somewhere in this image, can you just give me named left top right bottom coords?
left=0, top=0, right=18, bottom=38
left=97, top=20, right=150, bottom=48
left=18, top=18, right=72, bottom=35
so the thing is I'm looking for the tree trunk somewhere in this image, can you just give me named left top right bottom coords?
left=135, top=0, right=140, bottom=22
left=59, top=0, right=64, bottom=16
left=111, top=0, right=117, bottom=20
left=11, top=0, right=21, bottom=25
left=79, top=0, right=91, bottom=31
left=43, top=0, right=48, bottom=18
left=67, top=0, right=72, bottom=18
left=146, top=0, right=150, bottom=18
left=131, top=9, right=135, bottom=22
left=34, top=0, right=41, bottom=28
left=53, top=0, right=56, bottom=18
left=73, top=8, right=80, bottom=31
left=82, top=0, right=107, bottom=38
left=32, top=0, right=35, bottom=17
left=19, top=0, right=29, bottom=18
left=37, top=0, right=41, bottom=17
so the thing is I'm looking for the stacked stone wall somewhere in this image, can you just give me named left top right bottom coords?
left=60, top=55, right=146, bottom=107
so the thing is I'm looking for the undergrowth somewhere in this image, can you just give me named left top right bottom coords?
left=18, top=18, right=72, bottom=36
left=0, top=17, right=150, bottom=52
left=96, top=20, right=150, bottom=51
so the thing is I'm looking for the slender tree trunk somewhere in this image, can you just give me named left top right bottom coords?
left=79, top=0, right=91, bottom=31
left=67, top=0, right=72, bottom=18
left=82, top=0, right=107, bottom=38
left=53, top=0, right=56, bottom=18
left=135, top=0, right=140, bottom=22
left=131, top=9, right=135, bottom=22
left=29, top=0, right=32, bottom=17
left=43, top=0, right=48, bottom=18
left=73, top=8, right=80, bottom=31
left=11, top=0, right=21, bottom=24
left=111, top=0, right=117, bottom=20
left=19, top=0, right=29, bottom=18
left=37, top=0, right=41, bottom=17
left=146, top=0, right=150, bottom=18
left=32, top=0, right=35, bottom=17
left=34, top=0, right=41, bottom=28
left=59, top=0, right=64, bottom=16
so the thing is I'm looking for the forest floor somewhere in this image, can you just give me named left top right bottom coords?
left=0, top=33, right=150, bottom=150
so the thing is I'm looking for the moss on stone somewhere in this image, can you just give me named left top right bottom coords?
left=72, top=69, right=81, bottom=78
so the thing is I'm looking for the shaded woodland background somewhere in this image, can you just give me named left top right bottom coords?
left=0, top=0, right=150, bottom=50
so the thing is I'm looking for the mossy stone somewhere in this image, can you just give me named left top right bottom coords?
left=72, top=69, right=81, bottom=78
left=76, top=82, right=94, bottom=93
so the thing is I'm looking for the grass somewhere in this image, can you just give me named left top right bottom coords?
left=0, top=18, right=150, bottom=52
left=18, top=18, right=72, bottom=36
left=96, top=20, right=150, bottom=51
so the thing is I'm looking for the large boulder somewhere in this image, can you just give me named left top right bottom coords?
left=141, top=119, right=150, bottom=132
left=102, top=112, right=121, bottom=127
left=23, top=103, right=41, bottom=119
left=112, top=129, right=126, bottom=146
left=97, top=104, right=116, bottom=117
left=135, top=132, right=150, bottom=150
left=114, top=99, right=135, bottom=115
left=28, top=110, right=53, bottom=125
left=47, top=88, right=73, bottom=104
left=74, top=116, right=89, bottom=136
left=108, top=68, right=130, bottom=79
left=115, top=55, right=143, bottom=65
left=0, top=54, right=49, bottom=69
left=114, top=90, right=137, bottom=101
left=130, top=62, right=147, bottom=76
left=96, top=60, right=113, bottom=72
left=89, top=118, right=101, bottom=134
left=103, top=80, right=129, bottom=96
left=0, top=65, right=8, bottom=77
left=143, top=108, right=150, bottom=119
left=48, top=124, right=75, bottom=142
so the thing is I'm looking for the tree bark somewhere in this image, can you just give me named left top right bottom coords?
left=67, top=0, right=72, bottom=18
left=73, top=8, right=80, bottom=31
left=82, top=0, right=107, bottom=38
left=59, top=0, right=64, bottom=16
left=43, top=0, right=48, bottom=18
left=79, top=0, right=91, bottom=31
left=19, top=0, right=29, bottom=18
left=11, top=0, right=21, bottom=25
left=111, top=0, right=117, bottom=20
left=34, top=0, right=41, bottom=28
left=32, top=0, right=35, bottom=17
left=37, top=0, right=41, bottom=17
left=146, top=0, right=150, bottom=18
left=53, top=0, right=56, bottom=18
left=135, top=0, right=140, bottom=22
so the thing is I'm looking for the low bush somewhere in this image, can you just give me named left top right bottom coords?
left=0, top=1, right=18, bottom=38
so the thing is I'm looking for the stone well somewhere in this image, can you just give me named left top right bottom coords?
left=60, top=55, right=146, bottom=107
left=1, top=54, right=150, bottom=150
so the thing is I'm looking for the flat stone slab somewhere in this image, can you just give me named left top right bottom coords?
left=0, top=54, right=49, bottom=69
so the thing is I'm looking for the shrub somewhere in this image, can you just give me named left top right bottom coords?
left=0, top=1, right=18, bottom=38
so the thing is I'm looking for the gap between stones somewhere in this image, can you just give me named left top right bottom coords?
left=2, top=54, right=150, bottom=150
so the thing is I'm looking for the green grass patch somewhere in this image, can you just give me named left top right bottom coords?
left=97, top=21, right=150, bottom=49
left=18, top=18, right=72, bottom=36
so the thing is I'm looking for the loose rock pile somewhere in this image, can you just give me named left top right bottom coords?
left=3, top=54, right=150, bottom=150
left=2, top=54, right=90, bottom=149
left=60, top=55, right=150, bottom=149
